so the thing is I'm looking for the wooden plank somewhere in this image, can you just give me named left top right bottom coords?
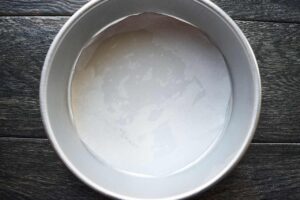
left=0, top=0, right=299, bottom=23
left=0, top=0, right=88, bottom=16
left=238, top=21, right=300, bottom=143
left=0, top=17, right=67, bottom=138
left=212, top=0, right=300, bottom=23
left=0, top=17, right=299, bottom=142
left=0, top=138, right=299, bottom=200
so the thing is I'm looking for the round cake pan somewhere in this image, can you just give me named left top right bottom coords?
left=40, top=0, right=261, bottom=199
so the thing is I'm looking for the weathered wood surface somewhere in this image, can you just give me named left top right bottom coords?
left=0, top=17, right=299, bottom=142
left=0, top=17, right=67, bottom=138
left=0, top=0, right=88, bottom=16
left=0, top=138, right=300, bottom=200
left=0, top=0, right=299, bottom=23
left=0, top=1, right=299, bottom=199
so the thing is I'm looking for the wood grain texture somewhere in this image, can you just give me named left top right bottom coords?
left=238, top=21, right=300, bottom=143
left=0, top=0, right=88, bottom=16
left=211, top=0, right=300, bottom=23
left=0, top=17, right=67, bottom=137
left=0, top=0, right=299, bottom=23
left=1, top=17, right=299, bottom=142
left=0, top=138, right=299, bottom=200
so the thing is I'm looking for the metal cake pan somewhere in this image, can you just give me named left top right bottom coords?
left=40, top=0, right=261, bottom=199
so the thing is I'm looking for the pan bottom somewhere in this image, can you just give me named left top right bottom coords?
left=70, top=13, right=232, bottom=178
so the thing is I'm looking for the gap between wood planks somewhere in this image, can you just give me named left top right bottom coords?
left=0, top=15, right=300, bottom=25
left=1, top=137, right=300, bottom=145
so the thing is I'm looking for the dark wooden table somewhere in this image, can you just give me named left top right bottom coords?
left=0, top=1, right=300, bottom=199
